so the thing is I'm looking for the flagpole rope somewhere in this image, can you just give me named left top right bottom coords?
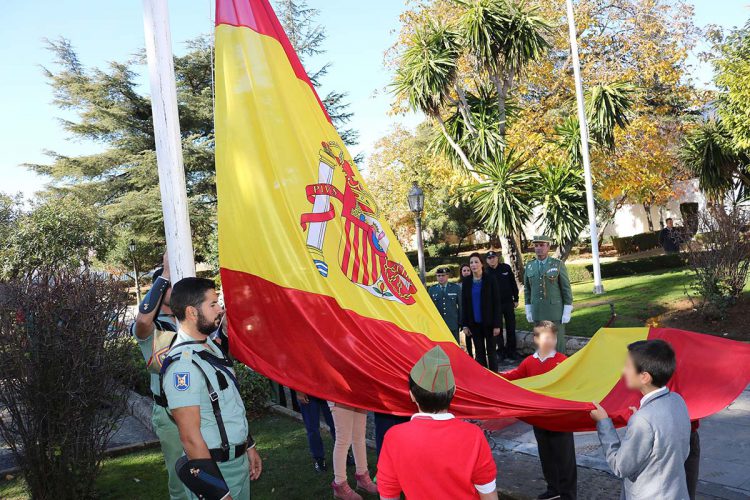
left=209, top=0, right=216, bottom=131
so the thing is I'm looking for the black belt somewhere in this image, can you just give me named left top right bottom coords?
left=153, top=393, right=168, bottom=408
left=209, top=441, right=248, bottom=463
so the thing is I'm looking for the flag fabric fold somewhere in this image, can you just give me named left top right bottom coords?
left=215, top=0, right=750, bottom=432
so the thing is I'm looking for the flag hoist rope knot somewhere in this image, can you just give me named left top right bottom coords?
left=300, top=141, right=418, bottom=305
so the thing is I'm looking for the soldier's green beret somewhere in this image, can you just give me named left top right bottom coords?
left=410, top=346, right=455, bottom=393
left=532, top=235, right=554, bottom=244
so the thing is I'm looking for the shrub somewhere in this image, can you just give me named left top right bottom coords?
left=126, top=338, right=152, bottom=397
left=683, top=207, right=750, bottom=319
left=611, top=231, right=661, bottom=254
left=234, top=363, right=272, bottom=419
left=566, top=264, right=594, bottom=283
left=0, top=272, right=133, bottom=499
left=566, top=253, right=686, bottom=282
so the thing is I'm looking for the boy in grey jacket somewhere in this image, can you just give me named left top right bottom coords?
left=590, top=339, right=691, bottom=500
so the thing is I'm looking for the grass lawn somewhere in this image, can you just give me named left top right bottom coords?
left=515, top=268, right=694, bottom=337
left=0, top=413, right=376, bottom=500
left=515, top=267, right=750, bottom=338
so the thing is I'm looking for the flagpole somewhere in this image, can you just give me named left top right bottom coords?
left=565, top=0, right=604, bottom=294
left=142, top=0, right=196, bottom=281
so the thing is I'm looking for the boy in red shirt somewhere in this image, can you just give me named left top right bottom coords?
left=377, top=346, right=498, bottom=500
left=502, top=321, right=576, bottom=500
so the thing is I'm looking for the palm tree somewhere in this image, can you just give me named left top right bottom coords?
left=430, top=83, right=517, bottom=172
left=392, top=19, right=475, bottom=172
left=584, top=82, right=636, bottom=149
left=457, top=0, right=551, bottom=136
left=535, top=163, right=588, bottom=260
left=464, top=149, right=538, bottom=276
left=556, top=82, right=635, bottom=166
left=679, top=118, right=750, bottom=204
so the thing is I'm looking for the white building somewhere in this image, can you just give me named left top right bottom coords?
left=522, top=178, right=707, bottom=240
left=603, top=179, right=706, bottom=238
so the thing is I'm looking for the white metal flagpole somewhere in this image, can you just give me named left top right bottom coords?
left=565, top=0, right=604, bottom=294
left=142, top=0, right=196, bottom=281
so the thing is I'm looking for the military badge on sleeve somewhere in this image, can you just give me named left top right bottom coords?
left=174, top=372, right=191, bottom=391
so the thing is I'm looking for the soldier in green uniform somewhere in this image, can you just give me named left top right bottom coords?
left=162, top=277, right=262, bottom=500
left=131, top=252, right=188, bottom=500
left=523, top=235, right=574, bottom=353
left=428, top=267, right=462, bottom=342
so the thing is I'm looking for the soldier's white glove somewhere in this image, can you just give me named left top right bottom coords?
left=561, top=305, right=573, bottom=324
left=525, top=305, right=533, bottom=323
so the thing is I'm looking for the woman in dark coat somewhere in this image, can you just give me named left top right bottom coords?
left=461, top=252, right=502, bottom=371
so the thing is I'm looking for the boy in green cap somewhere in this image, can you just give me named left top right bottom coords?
left=376, top=346, right=498, bottom=500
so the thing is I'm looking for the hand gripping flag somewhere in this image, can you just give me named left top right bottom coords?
left=214, top=0, right=750, bottom=431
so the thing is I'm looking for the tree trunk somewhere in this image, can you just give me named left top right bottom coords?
left=500, top=232, right=524, bottom=284
left=435, top=114, right=474, bottom=174
left=492, top=72, right=513, bottom=138
left=643, top=203, right=654, bottom=232
left=556, top=238, right=576, bottom=261
left=455, top=84, right=476, bottom=136
left=597, top=195, right=626, bottom=242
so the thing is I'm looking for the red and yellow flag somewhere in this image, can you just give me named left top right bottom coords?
left=215, top=0, right=750, bottom=431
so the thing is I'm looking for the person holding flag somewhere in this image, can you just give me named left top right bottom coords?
left=131, top=252, right=187, bottom=500
left=161, top=278, right=262, bottom=500
left=377, top=346, right=498, bottom=499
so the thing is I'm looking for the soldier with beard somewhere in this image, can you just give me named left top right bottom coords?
left=162, top=277, right=262, bottom=500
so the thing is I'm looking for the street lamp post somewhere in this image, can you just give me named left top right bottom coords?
left=129, top=239, right=141, bottom=304
left=407, top=181, right=426, bottom=284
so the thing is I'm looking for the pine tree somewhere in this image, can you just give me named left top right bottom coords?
left=275, top=0, right=360, bottom=155
left=25, top=37, right=215, bottom=271
left=28, top=3, right=360, bottom=274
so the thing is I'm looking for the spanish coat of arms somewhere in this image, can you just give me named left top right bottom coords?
left=300, top=141, right=417, bottom=305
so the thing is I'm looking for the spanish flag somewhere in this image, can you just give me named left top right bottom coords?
left=214, top=0, right=750, bottom=431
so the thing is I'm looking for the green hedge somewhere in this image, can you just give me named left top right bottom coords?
left=566, top=253, right=686, bottom=283
left=612, top=231, right=661, bottom=254
left=420, top=252, right=687, bottom=286
left=234, top=363, right=272, bottom=419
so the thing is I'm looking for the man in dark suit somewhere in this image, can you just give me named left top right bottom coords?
left=485, top=251, right=520, bottom=361
left=659, top=218, right=680, bottom=254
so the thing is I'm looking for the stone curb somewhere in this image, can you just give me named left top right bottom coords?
left=0, top=438, right=161, bottom=478
left=0, top=391, right=161, bottom=478
left=128, top=389, right=155, bottom=432
left=514, top=330, right=591, bottom=355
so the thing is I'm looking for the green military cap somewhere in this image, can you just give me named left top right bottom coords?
left=436, top=267, right=450, bottom=275
left=410, top=346, right=455, bottom=393
left=532, top=235, right=554, bottom=244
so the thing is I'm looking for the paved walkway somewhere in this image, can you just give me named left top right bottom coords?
left=2, top=370, right=747, bottom=500
left=489, top=380, right=750, bottom=500
left=0, top=402, right=158, bottom=475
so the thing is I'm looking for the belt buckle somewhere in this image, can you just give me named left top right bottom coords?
left=209, top=391, right=219, bottom=402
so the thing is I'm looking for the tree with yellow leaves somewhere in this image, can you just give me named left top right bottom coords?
left=384, top=0, right=703, bottom=266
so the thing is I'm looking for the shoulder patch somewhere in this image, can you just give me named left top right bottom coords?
left=174, top=372, right=191, bottom=391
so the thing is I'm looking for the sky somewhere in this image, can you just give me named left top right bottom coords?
left=1, top=0, right=748, bottom=199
